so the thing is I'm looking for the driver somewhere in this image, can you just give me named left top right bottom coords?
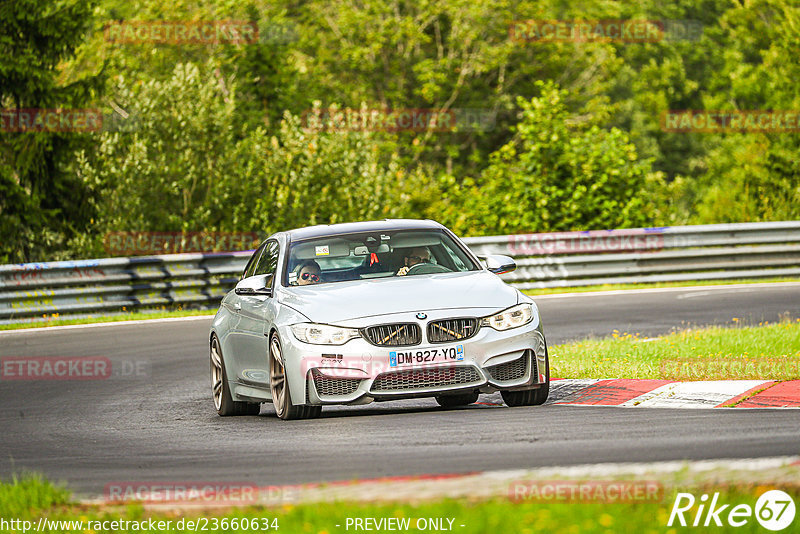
left=396, top=247, right=431, bottom=276
left=293, top=260, right=322, bottom=286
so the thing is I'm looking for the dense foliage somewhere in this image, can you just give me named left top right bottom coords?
left=1, top=0, right=798, bottom=261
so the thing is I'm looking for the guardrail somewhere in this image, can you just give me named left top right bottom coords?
left=0, top=252, right=251, bottom=323
left=463, top=221, right=800, bottom=289
left=2, top=221, right=799, bottom=323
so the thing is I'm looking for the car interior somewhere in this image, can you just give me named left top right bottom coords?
left=286, top=232, right=471, bottom=285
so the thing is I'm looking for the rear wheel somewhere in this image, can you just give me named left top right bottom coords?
left=501, top=347, right=550, bottom=407
left=210, top=335, right=261, bottom=416
left=269, top=333, right=321, bottom=420
left=436, top=392, right=479, bottom=408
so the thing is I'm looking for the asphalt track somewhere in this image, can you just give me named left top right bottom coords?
left=1, top=283, right=799, bottom=496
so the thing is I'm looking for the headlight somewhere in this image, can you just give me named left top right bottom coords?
left=290, top=323, right=361, bottom=345
left=481, top=303, right=533, bottom=331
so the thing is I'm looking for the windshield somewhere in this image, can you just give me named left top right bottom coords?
left=283, top=229, right=480, bottom=286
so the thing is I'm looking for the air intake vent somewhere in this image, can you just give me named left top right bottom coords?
left=487, top=353, right=529, bottom=382
left=312, top=370, right=362, bottom=397
left=427, top=318, right=480, bottom=343
left=362, top=323, right=421, bottom=347
left=371, top=366, right=481, bottom=392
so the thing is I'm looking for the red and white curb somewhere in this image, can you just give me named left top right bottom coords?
left=547, top=379, right=800, bottom=408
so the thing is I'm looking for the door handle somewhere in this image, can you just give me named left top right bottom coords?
left=234, top=302, right=242, bottom=311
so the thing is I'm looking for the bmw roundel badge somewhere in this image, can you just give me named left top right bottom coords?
left=416, top=312, right=427, bottom=320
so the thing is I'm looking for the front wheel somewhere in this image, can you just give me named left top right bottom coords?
left=269, top=333, right=321, bottom=420
left=501, top=347, right=550, bottom=407
left=210, top=335, right=260, bottom=416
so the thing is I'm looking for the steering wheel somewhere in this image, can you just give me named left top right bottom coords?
left=406, top=262, right=451, bottom=275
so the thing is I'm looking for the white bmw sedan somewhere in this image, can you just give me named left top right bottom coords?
left=210, top=219, right=549, bottom=420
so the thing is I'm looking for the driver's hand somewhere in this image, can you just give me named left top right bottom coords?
left=396, top=266, right=410, bottom=276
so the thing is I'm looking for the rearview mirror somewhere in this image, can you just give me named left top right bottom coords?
left=354, top=244, right=391, bottom=255
left=234, top=274, right=273, bottom=296
left=481, top=255, right=516, bottom=275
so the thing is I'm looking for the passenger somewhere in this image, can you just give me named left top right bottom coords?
left=293, top=260, right=323, bottom=286
left=396, top=247, right=431, bottom=276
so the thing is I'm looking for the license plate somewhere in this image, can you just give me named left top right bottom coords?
left=389, top=345, right=464, bottom=367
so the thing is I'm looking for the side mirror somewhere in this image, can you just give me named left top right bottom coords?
left=481, top=254, right=516, bottom=275
left=235, top=274, right=273, bottom=296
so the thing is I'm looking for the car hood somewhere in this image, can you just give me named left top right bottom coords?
left=278, top=271, right=519, bottom=324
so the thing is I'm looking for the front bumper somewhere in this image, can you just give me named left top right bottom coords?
left=278, top=316, right=547, bottom=406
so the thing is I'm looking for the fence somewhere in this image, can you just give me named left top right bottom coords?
left=2, top=221, right=799, bottom=323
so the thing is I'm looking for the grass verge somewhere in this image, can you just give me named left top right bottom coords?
left=0, top=309, right=216, bottom=331
left=551, top=319, right=800, bottom=380
left=522, top=277, right=800, bottom=296
left=1, top=476, right=797, bottom=534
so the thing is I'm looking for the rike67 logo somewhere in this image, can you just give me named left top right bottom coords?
left=668, top=490, right=796, bottom=531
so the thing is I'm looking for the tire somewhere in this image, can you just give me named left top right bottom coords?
left=436, top=392, right=479, bottom=408
left=210, top=335, right=261, bottom=416
left=501, top=346, right=550, bottom=407
left=269, top=333, right=322, bottom=420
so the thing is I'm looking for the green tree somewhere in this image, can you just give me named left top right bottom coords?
left=692, top=0, right=800, bottom=222
left=437, top=83, right=668, bottom=235
left=76, top=62, right=426, bottom=256
left=295, top=0, right=625, bottom=176
left=7, top=0, right=800, bottom=264
left=0, top=0, right=103, bottom=262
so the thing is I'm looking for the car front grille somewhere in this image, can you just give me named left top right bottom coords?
left=362, top=323, right=421, bottom=347
left=427, top=318, right=480, bottom=343
left=370, top=366, right=481, bottom=392
left=311, top=370, right=362, bottom=397
left=487, top=352, right=530, bottom=382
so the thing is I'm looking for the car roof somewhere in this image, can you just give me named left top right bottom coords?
left=285, top=219, right=446, bottom=241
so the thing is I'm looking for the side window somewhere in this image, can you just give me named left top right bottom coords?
left=242, top=244, right=266, bottom=280
left=254, top=241, right=280, bottom=278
